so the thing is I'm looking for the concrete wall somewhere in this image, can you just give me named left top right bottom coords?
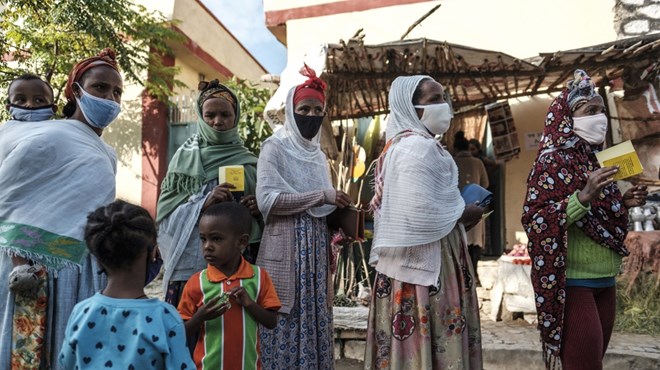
left=615, top=0, right=660, bottom=37
left=172, top=0, right=266, bottom=83
left=504, top=95, right=557, bottom=246
left=104, top=73, right=147, bottom=205
left=268, top=0, right=617, bottom=61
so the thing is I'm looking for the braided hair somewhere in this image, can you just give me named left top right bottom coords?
left=84, top=200, right=156, bottom=271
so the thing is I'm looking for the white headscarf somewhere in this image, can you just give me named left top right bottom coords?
left=257, top=87, right=336, bottom=221
left=372, top=75, right=465, bottom=252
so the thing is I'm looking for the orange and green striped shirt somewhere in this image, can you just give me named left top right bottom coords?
left=178, top=258, right=281, bottom=370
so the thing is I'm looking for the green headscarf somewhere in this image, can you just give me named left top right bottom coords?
left=157, top=83, right=259, bottom=238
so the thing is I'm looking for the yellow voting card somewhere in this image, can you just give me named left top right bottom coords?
left=595, top=140, right=643, bottom=180
left=218, top=165, right=245, bottom=191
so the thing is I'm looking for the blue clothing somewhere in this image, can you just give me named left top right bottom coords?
left=59, top=293, right=194, bottom=370
left=566, top=277, right=616, bottom=288
left=259, top=214, right=334, bottom=370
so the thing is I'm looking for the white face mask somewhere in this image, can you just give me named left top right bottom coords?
left=414, top=103, right=452, bottom=135
left=572, top=113, right=608, bottom=145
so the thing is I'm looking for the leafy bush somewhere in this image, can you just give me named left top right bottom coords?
left=223, top=77, right=274, bottom=156
left=615, top=273, right=660, bottom=335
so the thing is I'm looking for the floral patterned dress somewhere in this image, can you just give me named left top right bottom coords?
left=364, top=227, right=482, bottom=370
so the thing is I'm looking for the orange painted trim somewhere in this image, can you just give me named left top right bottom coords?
left=174, top=26, right=234, bottom=78
left=191, top=0, right=268, bottom=74
left=266, top=0, right=435, bottom=26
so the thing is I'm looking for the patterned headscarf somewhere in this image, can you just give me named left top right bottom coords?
left=198, top=79, right=237, bottom=113
left=566, top=69, right=598, bottom=112
left=64, top=48, right=119, bottom=104
left=521, top=86, right=628, bottom=369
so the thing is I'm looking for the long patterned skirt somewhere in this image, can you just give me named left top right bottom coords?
left=259, top=214, right=334, bottom=370
left=0, top=254, right=105, bottom=370
left=364, top=230, right=483, bottom=370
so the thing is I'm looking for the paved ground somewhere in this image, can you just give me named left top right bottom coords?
left=335, top=317, right=660, bottom=370
left=148, top=274, right=659, bottom=369
left=336, top=358, right=363, bottom=370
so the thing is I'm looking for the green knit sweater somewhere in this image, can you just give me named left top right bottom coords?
left=565, top=191, right=622, bottom=279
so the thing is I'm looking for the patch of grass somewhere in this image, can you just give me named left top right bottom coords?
left=615, top=273, right=660, bottom=335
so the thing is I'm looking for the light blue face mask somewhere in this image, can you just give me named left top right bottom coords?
left=8, top=105, right=55, bottom=122
left=74, top=83, right=121, bottom=129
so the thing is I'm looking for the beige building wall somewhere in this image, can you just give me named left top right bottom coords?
left=172, top=0, right=267, bottom=83
left=104, top=72, right=147, bottom=206
left=267, top=0, right=620, bottom=250
left=273, top=0, right=617, bottom=61
left=505, top=95, right=557, bottom=246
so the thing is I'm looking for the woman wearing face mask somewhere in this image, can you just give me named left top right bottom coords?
left=365, top=76, right=484, bottom=369
left=522, top=69, right=647, bottom=370
left=256, top=66, right=350, bottom=370
left=0, top=49, right=120, bottom=369
left=157, top=80, right=261, bottom=308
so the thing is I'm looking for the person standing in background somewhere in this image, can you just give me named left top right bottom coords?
left=454, top=131, right=489, bottom=286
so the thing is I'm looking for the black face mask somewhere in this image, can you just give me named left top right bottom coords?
left=294, top=113, right=324, bottom=139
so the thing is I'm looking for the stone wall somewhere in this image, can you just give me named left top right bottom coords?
left=615, top=0, right=660, bottom=37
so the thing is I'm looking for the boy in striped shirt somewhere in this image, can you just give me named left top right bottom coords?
left=178, top=202, right=280, bottom=370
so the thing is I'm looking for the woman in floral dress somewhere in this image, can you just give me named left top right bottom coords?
left=365, top=75, right=484, bottom=369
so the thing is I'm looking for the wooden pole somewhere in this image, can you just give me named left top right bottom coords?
left=400, top=4, right=442, bottom=40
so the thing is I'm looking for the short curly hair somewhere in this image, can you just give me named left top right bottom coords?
left=201, top=202, right=252, bottom=237
left=84, top=200, right=156, bottom=271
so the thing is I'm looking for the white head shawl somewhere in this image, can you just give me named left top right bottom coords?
left=257, top=86, right=336, bottom=221
left=372, top=75, right=465, bottom=252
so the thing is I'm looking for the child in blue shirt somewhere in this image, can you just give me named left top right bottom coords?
left=59, top=200, right=195, bottom=370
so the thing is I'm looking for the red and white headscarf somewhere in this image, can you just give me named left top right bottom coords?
left=293, top=64, right=326, bottom=106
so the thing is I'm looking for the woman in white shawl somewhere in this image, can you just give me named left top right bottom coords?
left=0, top=49, right=120, bottom=369
left=256, top=66, right=350, bottom=370
left=365, top=75, right=484, bottom=369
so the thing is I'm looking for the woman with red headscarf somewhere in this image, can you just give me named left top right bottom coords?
left=256, top=66, right=350, bottom=369
left=0, top=49, right=121, bottom=369
left=522, top=70, right=647, bottom=370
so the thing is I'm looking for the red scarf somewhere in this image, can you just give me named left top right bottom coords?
left=521, top=90, right=628, bottom=369
left=64, top=48, right=119, bottom=103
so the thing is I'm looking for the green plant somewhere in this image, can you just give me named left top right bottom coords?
left=0, top=0, right=183, bottom=108
left=223, top=77, right=274, bottom=156
left=615, top=273, right=660, bottom=335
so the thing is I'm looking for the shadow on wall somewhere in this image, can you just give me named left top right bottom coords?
left=103, top=99, right=142, bottom=174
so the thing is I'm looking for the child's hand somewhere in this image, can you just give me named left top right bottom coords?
left=194, top=295, right=230, bottom=322
left=229, top=286, right=277, bottom=329
left=229, top=286, right=255, bottom=308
